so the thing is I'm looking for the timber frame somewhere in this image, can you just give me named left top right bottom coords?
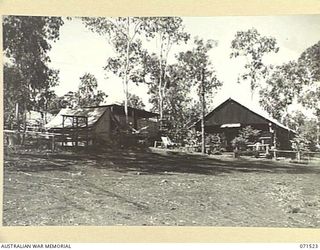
left=61, top=114, right=89, bottom=147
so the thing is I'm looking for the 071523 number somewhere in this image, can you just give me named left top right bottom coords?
left=300, top=244, right=319, bottom=249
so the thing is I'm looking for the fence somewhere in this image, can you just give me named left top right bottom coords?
left=4, top=130, right=60, bottom=152
left=270, top=149, right=320, bottom=163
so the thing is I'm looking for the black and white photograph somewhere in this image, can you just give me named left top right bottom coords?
left=3, top=14, right=320, bottom=227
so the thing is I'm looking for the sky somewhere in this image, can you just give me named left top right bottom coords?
left=48, top=15, right=320, bottom=111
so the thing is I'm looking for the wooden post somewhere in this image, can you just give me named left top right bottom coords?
left=71, top=117, right=73, bottom=147
left=273, top=130, right=277, bottom=159
left=200, top=68, right=206, bottom=154
left=51, top=135, right=55, bottom=152
left=297, top=150, right=301, bottom=161
left=75, top=117, right=78, bottom=147
left=86, top=117, right=89, bottom=147
left=133, top=109, right=137, bottom=129
left=62, top=116, right=65, bottom=147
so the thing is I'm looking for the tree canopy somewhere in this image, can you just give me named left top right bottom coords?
left=3, top=15, right=64, bottom=126
left=230, top=28, right=279, bottom=98
left=82, top=17, right=151, bottom=123
left=121, top=93, right=145, bottom=109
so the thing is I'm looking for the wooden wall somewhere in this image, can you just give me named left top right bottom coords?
left=205, top=100, right=268, bottom=126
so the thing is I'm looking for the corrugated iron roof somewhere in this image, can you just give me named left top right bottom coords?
left=193, top=97, right=296, bottom=133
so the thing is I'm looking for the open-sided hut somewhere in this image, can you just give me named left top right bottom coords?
left=193, top=98, right=296, bottom=151
left=45, top=104, right=159, bottom=146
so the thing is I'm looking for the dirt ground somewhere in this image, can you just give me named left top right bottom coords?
left=3, top=147, right=320, bottom=227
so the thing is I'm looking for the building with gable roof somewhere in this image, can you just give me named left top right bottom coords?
left=193, top=98, right=296, bottom=151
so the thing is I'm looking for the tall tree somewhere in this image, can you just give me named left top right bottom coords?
left=288, top=113, right=319, bottom=152
left=259, top=41, right=320, bottom=124
left=259, top=61, right=308, bottom=121
left=157, top=63, right=193, bottom=142
left=3, top=64, right=26, bottom=128
left=3, top=15, right=64, bottom=131
left=297, top=41, right=320, bottom=120
left=82, top=17, right=149, bottom=124
left=142, top=17, right=190, bottom=120
left=177, top=37, right=222, bottom=153
left=230, top=28, right=279, bottom=98
left=299, top=41, right=320, bottom=82
left=76, top=73, right=107, bottom=107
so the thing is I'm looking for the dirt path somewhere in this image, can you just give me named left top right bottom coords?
left=3, top=149, right=320, bottom=227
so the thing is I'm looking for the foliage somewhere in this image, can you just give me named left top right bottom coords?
left=45, top=93, right=68, bottom=114
left=231, top=136, right=248, bottom=151
left=3, top=64, right=27, bottom=126
left=121, top=93, right=145, bottom=109
left=291, top=134, right=310, bottom=152
left=282, top=111, right=319, bottom=152
left=76, top=73, right=107, bottom=107
left=160, top=64, right=194, bottom=143
left=230, top=28, right=279, bottom=97
left=297, top=41, right=320, bottom=119
left=231, top=126, right=261, bottom=150
left=259, top=40, right=320, bottom=124
left=141, top=17, right=190, bottom=119
left=3, top=15, right=64, bottom=127
left=240, top=126, right=261, bottom=142
left=143, top=55, right=197, bottom=143
left=298, top=41, right=320, bottom=82
left=282, top=111, right=307, bottom=131
left=300, top=119, right=319, bottom=151
left=176, top=37, right=222, bottom=152
left=291, top=118, right=319, bottom=152
left=177, top=38, right=222, bottom=97
left=259, top=61, right=309, bottom=121
left=48, top=74, right=107, bottom=110
left=143, top=55, right=192, bottom=116
left=82, top=17, right=151, bottom=122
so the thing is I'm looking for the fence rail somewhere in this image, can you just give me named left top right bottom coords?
left=4, top=129, right=91, bottom=151
left=269, top=149, right=320, bottom=161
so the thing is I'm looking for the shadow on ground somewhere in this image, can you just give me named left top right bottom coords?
left=6, top=147, right=319, bottom=176
left=95, top=149, right=320, bottom=175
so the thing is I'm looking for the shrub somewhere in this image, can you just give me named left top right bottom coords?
left=231, top=136, right=248, bottom=151
left=232, top=126, right=261, bottom=151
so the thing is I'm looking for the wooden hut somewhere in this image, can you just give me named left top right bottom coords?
left=193, top=98, right=296, bottom=151
left=45, top=104, right=159, bottom=146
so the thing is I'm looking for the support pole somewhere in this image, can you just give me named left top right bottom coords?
left=51, top=135, right=55, bottom=152
left=75, top=117, right=78, bottom=147
left=86, top=117, right=89, bottom=147
left=200, top=68, right=206, bottom=154
left=273, top=129, right=277, bottom=159
left=62, top=116, right=65, bottom=147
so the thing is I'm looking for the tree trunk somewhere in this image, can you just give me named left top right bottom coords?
left=124, top=80, right=129, bottom=125
left=317, top=123, right=319, bottom=147
left=158, top=32, right=164, bottom=121
left=250, top=79, right=254, bottom=101
left=15, top=102, right=20, bottom=131
left=21, top=105, right=27, bottom=145
left=201, top=69, right=206, bottom=154
left=158, top=85, right=163, bottom=121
